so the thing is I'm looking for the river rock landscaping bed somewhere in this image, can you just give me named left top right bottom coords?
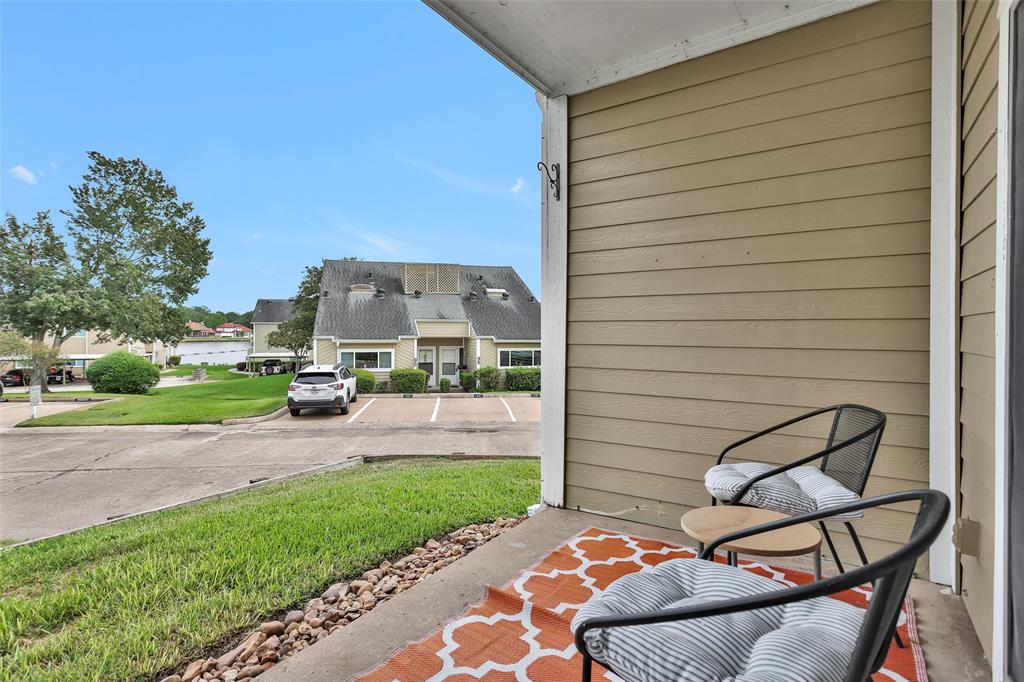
left=160, top=516, right=523, bottom=682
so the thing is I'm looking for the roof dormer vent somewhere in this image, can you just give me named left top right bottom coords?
left=485, top=287, right=509, bottom=299
left=350, top=283, right=375, bottom=294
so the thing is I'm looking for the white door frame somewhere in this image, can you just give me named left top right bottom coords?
left=439, top=346, right=460, bottom=387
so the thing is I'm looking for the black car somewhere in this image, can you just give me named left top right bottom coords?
left=46, top=367, right=75, bottom=384
left=1, top=369, right=27, bottom=387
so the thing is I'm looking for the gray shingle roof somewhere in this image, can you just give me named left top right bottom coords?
left=252, top=299, right=295, bottom=324
left=314, top=261, right=540, bottom=341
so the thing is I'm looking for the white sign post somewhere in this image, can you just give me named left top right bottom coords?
left=29, top=385, right=41, bottom=420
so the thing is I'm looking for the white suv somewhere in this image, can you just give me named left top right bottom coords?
left=287, top=364, right=358, bottom=417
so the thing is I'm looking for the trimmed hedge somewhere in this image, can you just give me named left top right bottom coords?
left=475, top=366, right=500, bottom=392
left=389, top=368, right=428, bottom=394
left=505, top=367, right=541, bottom=392
left=353, top=368, right=377, bottom=394
left=168, top=355, right=182, bottom=367
left=459, top=370, right=476, bottom=391
left=86, top=351, right=161, bottom=394
left=440, top=378, right=451, bottom=393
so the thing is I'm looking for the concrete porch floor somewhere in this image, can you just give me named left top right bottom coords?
left=263, top=507, right=990, bottom=682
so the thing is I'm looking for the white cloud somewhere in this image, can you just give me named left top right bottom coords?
left=7, top=165, right=39, bottom=185
left=49, top=161, right=58, bottom=171
left=318, top=208, right=426, bottom=261
left=244, top=231, right=262, bottom=242
left=397, top=155, right=528, bottom=202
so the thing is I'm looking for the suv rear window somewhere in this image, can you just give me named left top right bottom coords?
left=295, top=372, right=337, bottom=385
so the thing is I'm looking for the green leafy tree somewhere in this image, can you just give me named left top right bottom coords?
left=0, top=331, right=67, bottom=389
left=0, top=152, right=212, bottom=389
left=266, top=265, right=322, bottom=374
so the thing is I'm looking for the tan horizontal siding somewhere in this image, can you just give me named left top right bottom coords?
left=568, top=287, right=930, bottom=322
left=958, top=0, right=998, bottom=657
left=564, top=0, right=931, bottom=569
left=417, top=321, right=470, bottom=338
left=569, top=189, right=930, bottom=253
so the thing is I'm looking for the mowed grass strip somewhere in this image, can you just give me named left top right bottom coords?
left=19, top=374, right=291, bottom=426
left=0, top=458, right=540, bottom=680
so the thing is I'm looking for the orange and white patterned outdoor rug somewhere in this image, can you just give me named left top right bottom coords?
left=356, top=528, right=927, bottom=682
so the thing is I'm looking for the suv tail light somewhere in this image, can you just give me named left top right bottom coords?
left=327, top=382, right=342, bottom=389
left=288, top=383, right=298, bottom=392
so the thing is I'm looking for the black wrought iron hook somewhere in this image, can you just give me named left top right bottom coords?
left=537, top=161, right=560, bottom=201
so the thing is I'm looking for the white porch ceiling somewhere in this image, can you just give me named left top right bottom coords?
left=425, top=0, right=876, bottom=96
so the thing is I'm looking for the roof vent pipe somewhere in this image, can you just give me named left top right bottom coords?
left=529, top=296, right=535, bottom=302
left=469, top=292, right=478, bottom=301
left=374, top=288, right=385, bottom=298
left=413, top=290, right=422, bottom=298
left=501, top=292, right=510, bottom=300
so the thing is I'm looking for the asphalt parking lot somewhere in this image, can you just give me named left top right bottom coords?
left=0, top=395, right=541, bottom=542
left=281, top=395, right=540, bottom=426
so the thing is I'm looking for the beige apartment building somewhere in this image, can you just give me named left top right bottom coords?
left=429, top=0, right=1021, bottom=674
left=0, top=329, right=166, bottom=377
left=311, top=260, right=541, bottom=388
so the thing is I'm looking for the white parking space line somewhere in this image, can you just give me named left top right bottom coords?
left=430, top=397, right=441, bottom=423
left=499, top=397, right=517, bottom=422
left=347, top=398, right=377, bottom=424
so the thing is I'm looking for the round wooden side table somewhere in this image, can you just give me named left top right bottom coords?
left=680, top=505, right=823, bottom=579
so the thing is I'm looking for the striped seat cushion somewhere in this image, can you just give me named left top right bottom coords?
left=572, top=558, right=865, bottom=682
left=705, top=463, right=863, bottom=521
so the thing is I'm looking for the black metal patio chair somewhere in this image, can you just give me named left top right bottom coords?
left=704, top=404, right=887, bottom=575
left=572, top=489, right=949, bottom=682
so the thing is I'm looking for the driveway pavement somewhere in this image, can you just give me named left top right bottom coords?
left=0, top=400, right=96, bottom=428
left=0, top=418, right=540, bottom=543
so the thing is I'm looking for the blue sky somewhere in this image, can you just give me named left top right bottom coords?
left=1, top=1, right=541, bottom=312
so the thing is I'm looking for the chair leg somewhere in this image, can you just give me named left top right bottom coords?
left=844, top=522, right=870, bottom=566
left=845, top=522, right=906, bottom=650
left=819, top=522, right=846, bottom=574
left=581, top=651, right=592, bottom=682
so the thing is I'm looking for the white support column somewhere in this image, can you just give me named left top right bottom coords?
left=991, top=0, right=1016, bottom=674
left=928, top=0, right=961, bottom=589
left=540, top=94, right=568, bottom=508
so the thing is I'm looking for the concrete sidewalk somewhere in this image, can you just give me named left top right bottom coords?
left=262, top=507, right=989, bottom=682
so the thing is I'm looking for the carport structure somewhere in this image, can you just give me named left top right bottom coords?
left=417, top=0, right=1019, bottom=677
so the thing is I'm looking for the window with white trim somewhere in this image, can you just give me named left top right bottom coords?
left=498, top=349, right=541, bottom=368
left=337, top=349, right=394, bottom=370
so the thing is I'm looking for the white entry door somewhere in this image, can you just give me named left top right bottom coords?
left=417, top=348, right=435, bottom=387
left=440, top=347, right=459, bottom=387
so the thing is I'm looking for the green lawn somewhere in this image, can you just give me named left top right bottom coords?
left=19, top=374, right=291, bottom=426
left=0, top=458, right=539, bottom=681
left=161, top=364, right=247, bottom=381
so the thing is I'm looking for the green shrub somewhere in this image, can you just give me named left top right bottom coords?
left=86, top=352, right=161, bottom=394
left=505, top=367, right=541, bottom=392
left=354, top=368, right=377, bottom=394
left=389, top=368, right=428, bottom=394
left=440, top=378, right=451, bottom=393
left=459, top=370, right=476, bottom=391
left=475, top=366, right=500, bottom=392
left=168, top=355, right=182, bottom=367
